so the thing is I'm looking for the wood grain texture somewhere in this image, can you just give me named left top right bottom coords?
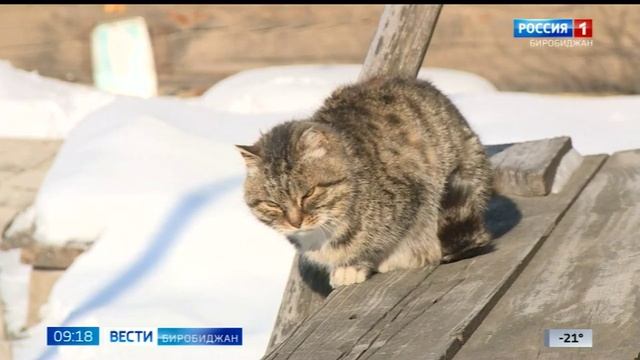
left=26, top=269, right=64, bottom=328
left=268, top=137, right=591, bottom=354
left=0, top=138, right=62, bottom=358
left=0, top=299, right=11, bottom=359
left=4, top=6, right=640, bottom=95
left=0, top=138, right=61, bottom=242
left=263, top=154, right=607, bottom=360
left=489, top=137, right=576, bottom=197
left=265, top=265, right=438, bottom=360
left=0, top=139, right=89, bottom=271
left=266, top=255, right=331, bottom=352
left=456, top=149, right=640, bottom=360
left=0, top=5, right=383, bottom=95
left=359, top=5, right=442, bottom=81
left=19, top=242, right=90, bottom=270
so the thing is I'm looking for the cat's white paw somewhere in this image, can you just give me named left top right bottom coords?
left=330, top=266, right=369, bottom=288
left=377, top=262, right=393, bottom=274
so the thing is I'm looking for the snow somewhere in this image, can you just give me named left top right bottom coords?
left=27, top=99, right=282, bottom=245
left=200, top=64, right=497, bottom=115
left=0, top=249, right=30, bottom=335
left=0, top=61, right=114, bottom=139
left=0, top=61, right=639, bottom=359
left=454, top=92, right=640, bottom=155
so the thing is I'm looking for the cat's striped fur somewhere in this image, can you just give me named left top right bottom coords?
left=237, top=77, right=493, bottom=288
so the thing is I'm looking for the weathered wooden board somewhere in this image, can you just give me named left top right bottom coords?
left=0, top=138, right=62, bottom=358
left=268, top=136, right=588, bottom=352
left=265, top=265, right=438, bottom=360
left=263, top=154, right=606, bottom=360
left=0, top=139, right=90, bottom=271
left=455, top=149, right=640, bottom=360
left=0, top=139, right=61, bottom=235
left=0, top=299, right=11, bottom=360
left=359, top=5, right=441, bottom=81
left=26, top=269, right=64, bottom=328
left=4, top=6, right=640, bottom=95
left=0, top=5, right=383, bottom=95
left=267, top=255, right=331, bottom=350
left=19, top=242, right=90, bottom=270
left=489, top=137, right=575, bottom=196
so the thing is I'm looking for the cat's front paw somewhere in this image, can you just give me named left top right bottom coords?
left=330, top=265, right=370, bottom=288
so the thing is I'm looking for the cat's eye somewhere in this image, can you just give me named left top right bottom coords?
left=302, top=187, right=317, bottom=200
left=261, top=201, right=282, bottom=211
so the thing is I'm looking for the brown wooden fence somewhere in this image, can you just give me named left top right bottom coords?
left=1, top=5, right=638, bottom=95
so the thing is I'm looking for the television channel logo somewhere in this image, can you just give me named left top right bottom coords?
left=514, top=19, right=593, bottom=47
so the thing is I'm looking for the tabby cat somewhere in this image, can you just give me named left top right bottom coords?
left=237, top=77, right=493, bottom=288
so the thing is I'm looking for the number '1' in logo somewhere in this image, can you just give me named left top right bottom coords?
left=574, top=19, right=592, bottom=38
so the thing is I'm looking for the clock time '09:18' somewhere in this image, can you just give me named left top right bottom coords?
left=51, top=330, right=94, bottom=343
left=47, top=326, right=100, bottom=346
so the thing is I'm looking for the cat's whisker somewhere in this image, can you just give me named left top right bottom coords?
left=319, top=223, right=332, bottom=238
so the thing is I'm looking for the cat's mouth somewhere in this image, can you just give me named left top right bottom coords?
left=285, top=224, right=335, bottom=252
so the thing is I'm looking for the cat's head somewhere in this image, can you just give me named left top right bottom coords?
left=236, top=121, right=352, bottom=237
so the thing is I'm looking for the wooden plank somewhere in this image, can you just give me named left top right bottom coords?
left=26, top=269, right=64, bottom=328
left=267, top=255, right=331, bottom=350
left=20, top=243, right=89, bottom=270
left=319, top=155, right=606, bottom=360
left=0, top=283, right=13, bottom=360
left=265, top=265, right=439, bottom=360
left=0, top=138, right=88, bottom=270
left=0, top=139, right=61, bottom=237
left=0, top=138, right=61, bottom=359
left=489, top=137, right=576, bottom=196
left=455, top=149, right=640, bottom=360
left=263, top=154, right=606, bottom=360
left=358, top=5, right=442, bottom=81
left=268, top=136, right=589, bottom=354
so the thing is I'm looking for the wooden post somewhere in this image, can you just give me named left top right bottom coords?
left=266, top=4, right=443, bottom=355
left=359, top=5, right=442, bottom=81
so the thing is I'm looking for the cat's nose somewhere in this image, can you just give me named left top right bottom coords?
left=287, top=207, right=303, bottom=228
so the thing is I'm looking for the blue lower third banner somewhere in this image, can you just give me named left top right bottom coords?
left=157, top=327, right=242, bottom=346
left=47, top=327, right=100, bottom=346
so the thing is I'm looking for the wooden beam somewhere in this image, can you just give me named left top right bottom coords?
left=456, top=150, right=640, bottom=359
left=359, top=5, right=442, bottom=81
left=26, top=269, right=65, bottom=328
left=267, top=255, right=331, bottom=350
left=20, top=243, right=90, bottom=270
left=264, top=154, right=606, bottom=360
left=489, top=136, right=579, bottom=197
left=266, top=5, right=443, bottom=354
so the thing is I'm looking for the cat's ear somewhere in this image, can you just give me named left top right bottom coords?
left=235, top=144, right=261, bottom=170
left=298, top=127, right=328, bottom=159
